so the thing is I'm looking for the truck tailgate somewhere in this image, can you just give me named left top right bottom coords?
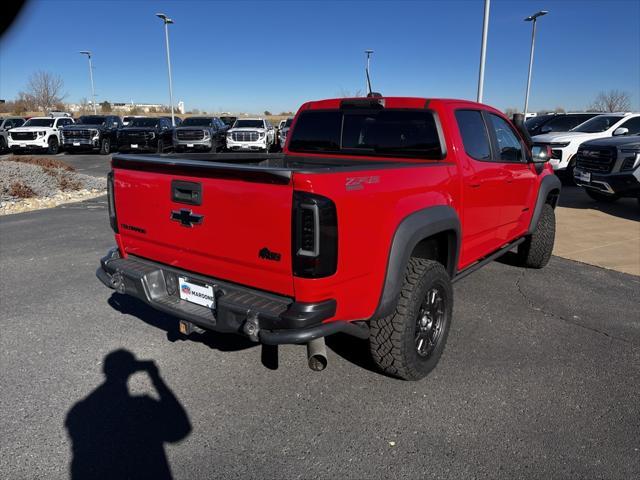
left=112, top=158, right=294, bottom=296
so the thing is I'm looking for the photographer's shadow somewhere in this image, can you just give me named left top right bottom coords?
left=65, top=350, right=191, bottom=480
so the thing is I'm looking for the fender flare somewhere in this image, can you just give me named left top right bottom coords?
left=527, top=174, right=561, bottom=235
left=372, top=205, right=460, bottom=320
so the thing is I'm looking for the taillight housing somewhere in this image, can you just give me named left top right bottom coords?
left=292, top=191, right=337, bottom=278
left=107, top=171, right=118, bottom=233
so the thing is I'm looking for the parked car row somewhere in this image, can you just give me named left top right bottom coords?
left=529, top=112, right=640, bottom=203
left=2, top=113, right=291, bottom=154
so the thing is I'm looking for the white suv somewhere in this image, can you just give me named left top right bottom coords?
left=226, top=118, right=275, bottom=152
left=532, top=113, right=640, bottom=177
left=8, top=116, right=75, bottom=154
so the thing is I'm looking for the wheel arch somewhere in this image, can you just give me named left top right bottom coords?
left=528, top=174, right=561, bottom=235
left=372, top=205, right=460, bottom=320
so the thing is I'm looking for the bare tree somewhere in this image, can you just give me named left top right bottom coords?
left=588, top=90, right=631, bottom=112
left=554, top=106, right=566, bottom=113
left=504, top=107, right=519, bottom=118
left=26, top=71, right=66, bottom=112
left=11, top=92, right=36, bottom=114
left=78, top=97, right=90, bottom=114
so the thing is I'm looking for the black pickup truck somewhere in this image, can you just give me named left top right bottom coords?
left=117, top=117, right=174, bottom=153
left=173, top=117, right=228, bottom=152
left=61, top=115, right=122, bottom=154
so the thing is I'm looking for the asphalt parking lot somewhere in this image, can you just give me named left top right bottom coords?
left=1, top=154, right=639, bottom=479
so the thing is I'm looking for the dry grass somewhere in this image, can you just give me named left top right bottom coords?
left=8, top=181, right=36, bottom=198
left=56, top=174, right=82, bottom=191
left=1, top=155, right=75, bottom=171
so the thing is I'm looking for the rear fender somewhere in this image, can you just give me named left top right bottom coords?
left=373, top=205, right=460, bottom=319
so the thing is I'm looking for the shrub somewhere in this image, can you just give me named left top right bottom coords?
left=2, top=155, right=75, bottom=171
left=9, top=181, right=36, bottom=198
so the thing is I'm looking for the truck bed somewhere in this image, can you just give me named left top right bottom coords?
left=112, top=152, right=411, bottom=181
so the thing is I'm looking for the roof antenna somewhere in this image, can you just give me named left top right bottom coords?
left=365, top=49, right=374, bottom=96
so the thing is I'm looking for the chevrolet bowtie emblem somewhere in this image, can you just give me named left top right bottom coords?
left=170, top=209, right=204, bottom=227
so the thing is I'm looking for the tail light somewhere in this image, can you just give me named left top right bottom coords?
left=107, top=171, right=118, bottom=233
left=292, top=191, right=337, bottom=278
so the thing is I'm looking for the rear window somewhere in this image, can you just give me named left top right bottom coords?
left=288, top=109, right=443, bottom=159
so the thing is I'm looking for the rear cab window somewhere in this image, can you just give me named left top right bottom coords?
left=288, top=109, right=444, bottom=159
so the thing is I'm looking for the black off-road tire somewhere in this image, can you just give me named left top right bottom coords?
left=0, top=136, right=6, bottom=152
left=369, top=258, right=453, bottom=381
left=585, top=188, right=620, bottom=203
left=100, top=138, right=111, bottom=155
left=47, top=137, right=59, bottom=155
left=517, top=203, right=555, bottom=268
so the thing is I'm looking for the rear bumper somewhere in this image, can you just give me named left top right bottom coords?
left=97, top=248, right=366, bottom=344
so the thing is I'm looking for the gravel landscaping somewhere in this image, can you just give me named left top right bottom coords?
left=0, top=156, right=106, bottom=215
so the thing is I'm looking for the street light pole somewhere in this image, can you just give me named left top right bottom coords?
left=365, top=49, right=373, bottom=96
left=79, top=51, right=97, bottom=114
left=523, top=10, right=548, bottom=117
left=476, top=0, right=490, bottom=103
left=156, top=13, right=175, bottom=126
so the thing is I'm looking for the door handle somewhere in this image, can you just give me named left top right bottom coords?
left=172, top=180, right=202, bottom=205
left=469, top=182, right=481, bottom=188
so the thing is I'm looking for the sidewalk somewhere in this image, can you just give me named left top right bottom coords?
left=553, top=186, right=640, bottom=276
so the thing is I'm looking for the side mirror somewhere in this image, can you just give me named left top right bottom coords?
left=531, top=144, right=552, bottom=163
left=613, top=127, right=628, bottom=136
left=540, top=125, right=552, bottom=133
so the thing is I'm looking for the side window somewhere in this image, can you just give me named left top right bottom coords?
left=455, top=110, right=491, bottom=161
left=488, top=114, right=525, bottom=163
left=619, top=117, right=640, bottom=134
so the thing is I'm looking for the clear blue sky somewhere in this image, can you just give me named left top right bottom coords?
left=1, top=0, right=638, bottom=114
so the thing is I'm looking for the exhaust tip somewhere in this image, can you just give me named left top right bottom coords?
left=306, top=338, right=328, bottom=372
left=308, top=354, right=328, bottom=372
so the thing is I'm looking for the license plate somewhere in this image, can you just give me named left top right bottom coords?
left=73, top=142, right=80, bottom=146
left=179, top=277, right=215, bottom=309
left=131, top=144, right=138, bottom=149
left=574, top=169, right=591, bottom=183
left=187, top=143, right=194, bottom=148
left=20, top=143, right=26, bottom=148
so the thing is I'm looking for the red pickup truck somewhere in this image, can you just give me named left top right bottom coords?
left=98, top=96, right=560, bottom=380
